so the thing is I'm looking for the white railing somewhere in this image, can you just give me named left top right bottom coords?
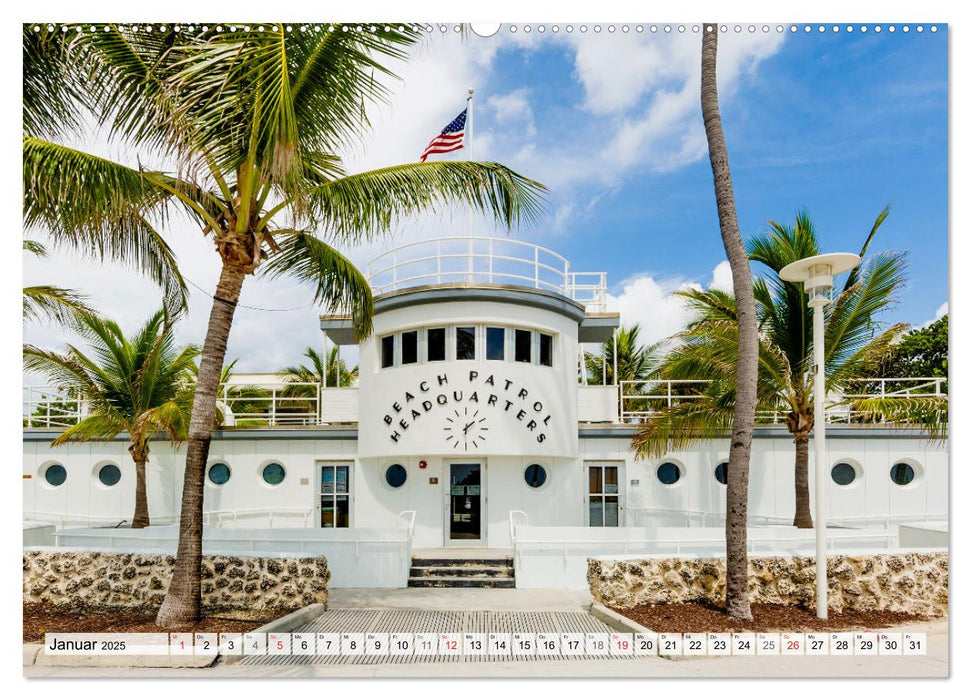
left=626, top=507, right=948, bottom=530
left=23, top=386, right=84, bottom=428
left=366, top=236, right=608, bottom=311
left=508, top=509, right=529, bottom=543
left=221, top=380, right=321, bottom=427
left=618, top=377, right=948, bottom=426
left=22, top=507, right=318, bottom=529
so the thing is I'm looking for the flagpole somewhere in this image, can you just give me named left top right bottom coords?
left=467, top=87, right=474, bottom=281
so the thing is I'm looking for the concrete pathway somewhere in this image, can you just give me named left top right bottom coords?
left=328, top=587, right=592, bottom=611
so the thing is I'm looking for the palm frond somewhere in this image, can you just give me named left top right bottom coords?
left=23, top=137, right=189, bottom=313
left=259, top=231, right=374, bottom=337
left=265, top=161, right=546, bottom=242
left=50, top=413, right=129, bottom=446
left=23, top=285, right=95, bottom=325
left=850, top=396, right=948, bottom=442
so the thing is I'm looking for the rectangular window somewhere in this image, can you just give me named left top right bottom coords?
left=427, top=327, right=446, bottom=362
left=401, top=330, right=418, bottom=365
left=456, top=326, right=476, bottom=360
left=380, top=335, right=395, bottom=368
left=539, top=333, right=553, bottom=367
left=515, top=329, right=532, bottom=363
left=486, top=327, right=505, bottom=360
left=320, top=465, right=350, bottom=528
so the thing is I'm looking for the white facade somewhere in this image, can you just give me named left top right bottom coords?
left=22, top=238, right=948, bottom=555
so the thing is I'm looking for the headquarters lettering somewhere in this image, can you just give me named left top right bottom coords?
left=383, top=371, right=552, bottom=444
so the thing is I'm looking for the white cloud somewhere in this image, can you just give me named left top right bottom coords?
left=920, top=301, right=948, bottom=327
left=605, top=261, right=729, bottom=348
left=487, top=88, right=537, bottom=137
left=709, top=260, right=734, bottom=293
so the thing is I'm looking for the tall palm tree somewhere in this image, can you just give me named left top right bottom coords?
left=700, top=23, right=757, bottom=621
left=24, top=25, right=544, bottom=626
left=23, top=239, right=95, bottom=325
left=23, top=309, right=198, bottom=528
left=633, top=211, right=914, bottom=530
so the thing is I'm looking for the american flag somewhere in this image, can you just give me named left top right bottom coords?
left=419, top=108, right=467, bottom=162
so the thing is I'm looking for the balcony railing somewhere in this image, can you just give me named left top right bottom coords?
left=366, top=236, right=608, bottom=312
left=617, top=377, right=948, bottom=426
left=23, top=376, right=946, bottom=429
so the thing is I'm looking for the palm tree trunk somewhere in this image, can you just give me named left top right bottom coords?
left=793, top=431, right=814, bottom=528
left=701, top=24, right=756, bottom=621
left=156, top=262, right=246, bottom=627
left=131, top=451, right=150, bottom=529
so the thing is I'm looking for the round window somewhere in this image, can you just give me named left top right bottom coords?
left=385, top=464, right=407, bottom=488
left=714, top=461, right=728, bottom=486
left=890, top=462, right=916, bottom=486
left=657, top=462, right=681, bottom=485
left=262, top=462, right=286, bottom=486
left=208, top=462, right=231, bottom=485
left=524, top=463, right=547, bottom=488
left=44, top=463, right=66, bottom=487
left=98, top=464, right=121, bottom=487
left=831, top=462, right=857, bottom=486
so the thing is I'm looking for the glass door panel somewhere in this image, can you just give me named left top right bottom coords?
left=320, top=464, right=350, bottom=528
left=449, top=463, right=482, bottom=542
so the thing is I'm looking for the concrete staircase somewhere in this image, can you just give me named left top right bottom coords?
left=408, top=556, right=516, bottom=588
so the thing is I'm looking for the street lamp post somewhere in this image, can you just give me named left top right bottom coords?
left=779, top=252, right=861, bottom=620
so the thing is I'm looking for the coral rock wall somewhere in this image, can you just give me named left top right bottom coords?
left=23, top=549, right=330, bottom=613
left=588, top=551, right=947, bottom=616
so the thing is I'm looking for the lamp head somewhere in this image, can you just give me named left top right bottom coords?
left=779, top=253, right=862, bottom=308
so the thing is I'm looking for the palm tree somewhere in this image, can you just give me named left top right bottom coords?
left=700, top=23, right=758, bottom=621
left=23, top=239, right=95, bottom=325
left=633, top=211, right=913, bottom=530
left=282, top=346, right=358, bottom=389
left=583, top=324, right=657, bottom=385
left=23, top=309, right=198, bottom=528
left=24, top=25, right=544, bottom=626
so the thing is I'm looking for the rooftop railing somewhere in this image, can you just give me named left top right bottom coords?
left=366, top=236, right=608, bottom=312
left=23, top=376, right=946, bottom=429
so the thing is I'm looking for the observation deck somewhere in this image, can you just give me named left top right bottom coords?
left=365, top=236, right=609, bottom=312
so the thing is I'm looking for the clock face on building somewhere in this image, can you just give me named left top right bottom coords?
left=444, top=407, right=489, bottom=450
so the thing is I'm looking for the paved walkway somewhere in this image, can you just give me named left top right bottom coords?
left=328, top=587, right=592, bottom=611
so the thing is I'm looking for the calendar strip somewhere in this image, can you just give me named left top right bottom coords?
left=43, top=631, right=927, bottom=657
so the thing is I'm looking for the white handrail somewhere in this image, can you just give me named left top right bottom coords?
left=365, top=236, right=608, bottom=311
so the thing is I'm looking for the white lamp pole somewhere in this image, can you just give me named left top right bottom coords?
left=780, top=252, right=861, bottom=620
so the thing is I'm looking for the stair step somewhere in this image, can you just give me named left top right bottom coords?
left=407, top=576, right=516, bottom=588
left=410, top=566, right=513, bottom=578
left=411, top=558, right=513, bottom=567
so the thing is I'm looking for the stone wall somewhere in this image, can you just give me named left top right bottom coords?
left=23, top=548, right=330, bottom=614
left=588, top=551, right=948, bottom=617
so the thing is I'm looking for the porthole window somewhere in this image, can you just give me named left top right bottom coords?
left=98, top=463, right=121, bottom=487
left=714, top=461, right=728, bottom=486
left=657, top=462, right=681, bottom=485
left=831, top=462, right=858, bottom=486
left=385, top=464, right=407, bottom=488
left=524, top=463, right=547, bottom=488
left=44, top=463, right=66, bottom=487
left=890, top=462, right=916, bottom=486
left=208, top=462, right=231, bottom=485
left=262, top=462, right=286, bottom=486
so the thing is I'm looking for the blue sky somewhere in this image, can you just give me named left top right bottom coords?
left=23, top=25, right=949, bottom=371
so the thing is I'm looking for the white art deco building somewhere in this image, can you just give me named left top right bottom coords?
left=23, top=237, right=948, bottom=587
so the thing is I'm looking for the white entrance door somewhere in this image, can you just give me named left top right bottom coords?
left=585, top=462, right=624, bottom=526
left=446, top=462, right=485, bottom=545
left=318, top=463, right=351, bottom=528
